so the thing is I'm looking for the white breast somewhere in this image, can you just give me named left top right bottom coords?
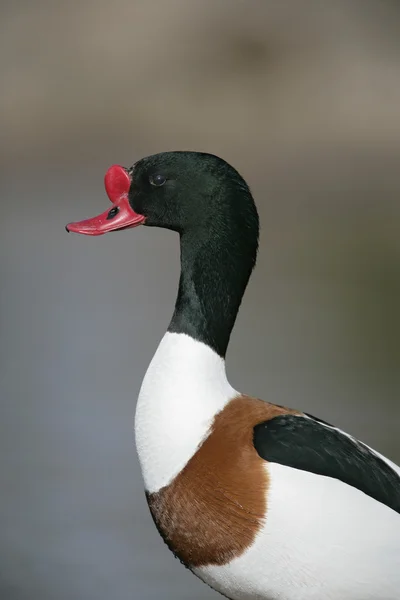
left=134, top=332, right=236, bottom=493
left=195, top=462, right=400, bottom=600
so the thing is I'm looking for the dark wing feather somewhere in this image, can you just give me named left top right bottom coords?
left=253, top=414, right=400, bottom=515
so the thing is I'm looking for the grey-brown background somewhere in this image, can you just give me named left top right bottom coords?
left=1, top=1, right=400, bottom=599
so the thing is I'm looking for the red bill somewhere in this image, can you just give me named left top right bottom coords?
left=66, top=165, right=145, bottom=236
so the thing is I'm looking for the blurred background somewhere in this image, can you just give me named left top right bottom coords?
left=1, top=1, right=400, bottom=598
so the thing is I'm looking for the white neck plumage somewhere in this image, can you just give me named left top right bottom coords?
left=134, top=332, right=237, bottom=494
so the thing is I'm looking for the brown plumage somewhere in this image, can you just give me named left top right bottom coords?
left=146, top=396, right=300, bottom=568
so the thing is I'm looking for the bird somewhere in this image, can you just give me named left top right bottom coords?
left=66, top=151, right=400, bottom=600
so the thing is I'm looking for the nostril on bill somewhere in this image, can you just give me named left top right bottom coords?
left=107, top=206, right=120, bottom=220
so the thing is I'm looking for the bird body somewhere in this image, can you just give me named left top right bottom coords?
left=136, top=332, right=400, bottom=600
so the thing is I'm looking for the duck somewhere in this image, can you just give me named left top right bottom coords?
left=66, top=151, right=400, bottom=600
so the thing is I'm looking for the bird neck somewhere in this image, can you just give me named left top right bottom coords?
left=168, top=196, right=259, bottom=357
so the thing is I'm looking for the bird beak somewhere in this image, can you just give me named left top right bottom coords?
left=66, top=165, right=145, bottom=236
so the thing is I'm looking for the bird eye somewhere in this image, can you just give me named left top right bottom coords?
left=150, top=174, right=166, bottom=187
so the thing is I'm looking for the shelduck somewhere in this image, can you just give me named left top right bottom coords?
left=66, top=151, right=400, bottom=600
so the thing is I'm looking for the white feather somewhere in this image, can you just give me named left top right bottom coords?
left=134, top=332, right=236, bottom=493
left=195, top=462, right=400, bottom=600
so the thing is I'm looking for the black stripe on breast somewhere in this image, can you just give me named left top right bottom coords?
left=253, top=414, right=400, bottom=515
